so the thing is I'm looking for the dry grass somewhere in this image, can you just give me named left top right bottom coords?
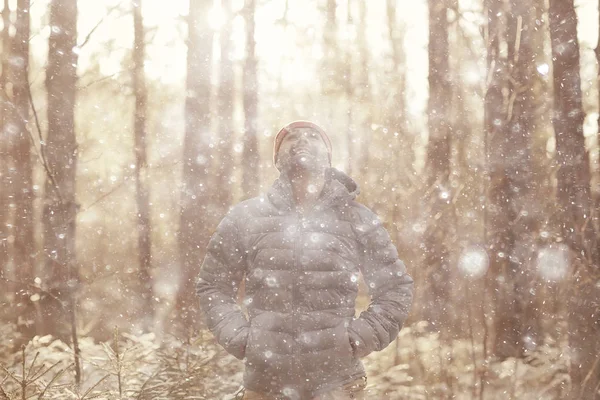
left=0, top=321, right=574, bottom=400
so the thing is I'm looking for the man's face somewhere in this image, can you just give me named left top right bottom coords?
left=276, top=127, right=330, bottom=174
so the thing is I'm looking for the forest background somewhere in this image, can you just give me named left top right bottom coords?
left=0, top=0, right=599, bottom=399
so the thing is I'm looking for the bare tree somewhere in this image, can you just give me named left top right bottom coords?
left=321, top=0, right=339, bottom=100
left=483, top=0, right=542, bottom=359
left=385, top=0, right=407, bottom=148
left=10, top=0, right=35, bottom=332
left=216, top=0, right=235, bottom=209
left=385, top=0, right=417, bottom=209
left=0, top=0, right=9, bottom=91
left=0, top=0, right=11, bottom=276
left=42, top=0, right=79, bottom=341
left=132, top=0, right=153, bottom=320
left=177, top=0, right=213, bottom=328
left=483, top=0, right=514, bottom=358
left=386, top=0, right=415, bottom=367
left=343, top=1, right=353, bottom=176
left=424, top=0, right=452, bottom=329
left=482, top=0, right=543, bottom=360
left=357, top=0, right=375, bottom=177
left=548, top=0, right=598, bottom=269
left=500, top=0, right=540, bottom=356
left=548, top=0, right=600, bottom=397
left=596, top=0, right=600, bottom=241
left=483, top=0, right=542, bottom=360
left=385, top=0, right=415, bottom=238
left=242, top=0, right=259, bottom=199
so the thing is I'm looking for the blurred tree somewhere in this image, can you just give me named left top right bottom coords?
left=132, top=0, right=154, bottom=321
left=343, top=1, right=354, bottom=175
left=385, top=0, right=408, bottom=159
left=485, top=0, right=542, bottom=359
left=498, top=0, right=541, bottom=356
left=216, top=0, right=235, bottom=209
left=356, top=0, right=373, bottom=178
left=385, top=0, right=415, bottom=265
left=549, top=0, right=598, bottom=269
left=424, top=0, right=452, bottom=330
left=0, top=0, right=8, bottom=91
left=449, top=0, right=484, bottom=252
left=242, top=0, right=259, bottom=199
left=596, top=0, right=600, bottom=237
left=41, top=0, right=79, bottom=341
left=484, top=0, right=514, bottom=358
left=447, top=3, right=488, bottom=389
left=0, top=0, right=11, bottom=276
left=386, top=0, right=415, bottom=367
left=10, top=0, right=35, bottom=333
left=548, top=0, right=600, bottom=397
left=483, top=0, right=542, bottom=360
left=177, top=0, right=213, bottom=328
left=321, top=0, right=339, bottom=100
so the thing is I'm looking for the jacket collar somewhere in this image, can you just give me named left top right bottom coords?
left=267, top=168, right=359, bottom=212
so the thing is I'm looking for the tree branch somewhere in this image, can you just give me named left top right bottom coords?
left=25, top=83, right=66, bottom=204
left=78, top=1, right=126, bottom=49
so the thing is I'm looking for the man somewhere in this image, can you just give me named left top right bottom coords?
left=196, top=121, right=414, bottom=400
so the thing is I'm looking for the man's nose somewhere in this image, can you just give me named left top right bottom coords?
left=297, top=134, right=309, bottom=145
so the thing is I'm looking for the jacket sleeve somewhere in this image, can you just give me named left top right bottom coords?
left=348, top=206, right=414, bottom=358
left=195, top=214, right=249, bottom=360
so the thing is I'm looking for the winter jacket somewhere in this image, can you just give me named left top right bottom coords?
left=196, top=168, right=414, bottom=399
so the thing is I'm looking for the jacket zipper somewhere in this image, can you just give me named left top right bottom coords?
left=291, top=212, right=302, bottom=384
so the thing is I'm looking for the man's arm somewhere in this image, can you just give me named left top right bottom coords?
left=348, top=205, right=414, bottom=358
left=196, top=214, right=249, bottom=360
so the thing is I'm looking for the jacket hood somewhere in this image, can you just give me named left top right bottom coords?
left=267, top=168, right=360, bottom=212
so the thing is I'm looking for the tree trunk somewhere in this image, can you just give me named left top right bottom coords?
left=321, top=0, right=338, bottom=98
left=548, top=0, right=600, bottom=397
left=216, top=0, right=234, bottom=209
left=0, top=0, right=11, bottom=276
left=386, top=0, right=410, bottom=173
left=42, top=0, right=78, bottom=341
left=0, top=0, right=9, bottom=91
left=242, top=0, right=259, bottom=199
left=424, top=0, right=452, bottom=330
left=485, top=0, right=540, bottom=360
left=596, top=0, right=600, bottom=252
left=548, top=0, right=598, bottom=265
left=176, top=0, right=213, bottom=328
left=385, top=0, right=413, bottom=256
left=132, top=0, right=153, bottom=321
left=344, top=1, right=353, bottom=176
left=499, top=0, right=540, bottom=356
left=357, top=0, right=375, bottom=179
left=11, top=0, right=35, bottom=333
left=484, top=0, right=515, bottom=358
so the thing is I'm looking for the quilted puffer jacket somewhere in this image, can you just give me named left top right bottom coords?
left=196, top=168, right=413, bottom=399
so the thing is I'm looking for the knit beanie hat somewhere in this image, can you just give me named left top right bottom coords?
left=273, top=121, right=333, bottom=166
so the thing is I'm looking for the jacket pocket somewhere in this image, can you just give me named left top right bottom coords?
left=335, top=319, right=356, bottom=361
left=224, top=324, right=250, bottom=360
left=338, top=319, right=357, bottom=359
left=244, top=320, right=258, bottom=364
left=244, top=321, right=278, bottom=369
